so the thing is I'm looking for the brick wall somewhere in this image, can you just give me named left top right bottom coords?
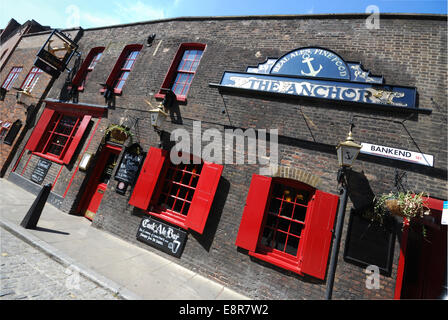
left=6, top=14, right=447, bottom=299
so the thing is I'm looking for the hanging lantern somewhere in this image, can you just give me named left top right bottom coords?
left=336, top=129, right=362, bottom=167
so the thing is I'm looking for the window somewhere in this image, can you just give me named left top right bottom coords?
left=72, top=47, right=105, bottom=91
left=21, top=67, right=43, bottom=92
left=155, top=43, right=206, bottom=102
left=102, top=44, right=142, bottom=95
left=157, top=161, right=203, bottom=222
left=2, top=67, right=22, bottom=91
left=0, top=121, right=11, bottom=140
left=25, top=108, right=91, bottom=165
left=129, top=147, right=223, bottom=234
left=235, top=174, right=339, bottom=280
left=3, top=120, right=22, bottom=145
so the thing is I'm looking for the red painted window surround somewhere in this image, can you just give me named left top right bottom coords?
left=1, top=66, right=22, bottom=91
left=155, top=43, right=206, bottom=102
left=129, top=147, right=223, bottom=234
left=24, top=104, right=95, bottom=165
left=235, top=174, right=339, bottom=280
left=20, top=67, right=43, bottom=92
left=100, top=44, right=143, bottom=95
left=71, top=47, right=105, bottom=91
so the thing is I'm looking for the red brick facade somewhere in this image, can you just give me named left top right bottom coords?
left=1, top=13, right=446, bottom=299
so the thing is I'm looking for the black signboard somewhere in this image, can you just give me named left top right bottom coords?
left=31, top=158, right=52, bottom=185
left=35, top=29, right=78, bottom=76
left=114, top=144, right=145, bottom=185
left=136, top=216, right=187, bottom=258
left=343, top=209, right=396, bottom=276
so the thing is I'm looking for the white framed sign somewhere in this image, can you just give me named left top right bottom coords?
left=360, top=142, right=434, bottom=167
left=442, top=201, right=448, bottom=225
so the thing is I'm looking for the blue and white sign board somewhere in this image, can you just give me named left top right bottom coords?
left=212, top=47, right=427, bottom=113
left=360, top=142, right=434, bottom=167
left=442, top=201, right=448, bottom=225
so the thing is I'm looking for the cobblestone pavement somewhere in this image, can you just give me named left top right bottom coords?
left=0, top=227, right=120, bottom=300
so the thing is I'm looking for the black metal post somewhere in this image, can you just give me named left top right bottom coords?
left=20, top=183, right=52, bottom=229
left=325, top=167, right=349, bottom=300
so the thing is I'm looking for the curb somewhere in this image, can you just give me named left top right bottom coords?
left=0, top=218, right=143, bottom=300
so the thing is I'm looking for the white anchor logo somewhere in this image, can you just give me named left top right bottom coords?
left=301, top=56, right=323, bottom=77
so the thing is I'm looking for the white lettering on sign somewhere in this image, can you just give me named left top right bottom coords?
left=360, top=143, right=434, bottom=167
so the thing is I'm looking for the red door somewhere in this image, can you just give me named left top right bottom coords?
left=395, top=198, right=447, bottom=299
left=79, top=145, right=121, bottom=220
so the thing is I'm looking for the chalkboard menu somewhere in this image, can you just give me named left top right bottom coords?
left=343, top=209, right=396, bottom=276
left=136, top=216, right=187, bottom=258
left=31, top=158, right=52, bottom=185
left=114, top=144, right=145, bottom=185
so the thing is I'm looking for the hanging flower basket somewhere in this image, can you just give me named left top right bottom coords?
left=385, top=199, right=404, bottom=217
left=105, top=124, right=133, bottom=144
left=374, top=191, right=431, bottom=223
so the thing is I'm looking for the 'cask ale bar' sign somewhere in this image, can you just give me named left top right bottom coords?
left=136, top=216, right=187, bottom=258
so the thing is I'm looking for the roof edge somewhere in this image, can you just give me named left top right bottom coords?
left=84, top=12, right=447, bottom=31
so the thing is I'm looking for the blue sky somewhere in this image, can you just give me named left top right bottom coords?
left=1, top=0, right=446, bottom=29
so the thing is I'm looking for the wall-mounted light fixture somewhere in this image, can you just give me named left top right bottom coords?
left=149, top=103, right=168, bottom=129
left=79, top=152, right=93, bottom=171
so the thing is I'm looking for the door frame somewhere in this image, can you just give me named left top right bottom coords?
left=394, top=197, right=445, bottom=299
left=77, top=143, right=122, bottom=217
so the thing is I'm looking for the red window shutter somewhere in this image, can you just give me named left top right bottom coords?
left=235, top=174, right=272, bottom=252
left=129, top=147, right=167, bottom=210
left=185, top=161, right=223, bottom=234
left=299, top=190, right=339, bottom=280
left=25, top=108, right=55, bottom=151
left=62, top=115, right=92, bottom=164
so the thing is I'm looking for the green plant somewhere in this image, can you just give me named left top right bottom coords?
left=105, top=124, right=132, bottom=136
left=105, top=124, right=133, bottom=143
left=373, top=191, right=431, bottom=233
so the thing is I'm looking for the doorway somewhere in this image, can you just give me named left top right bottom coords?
left=78, top=144, right=122, bottom=220
left=396, top=199, right=447, bottom=299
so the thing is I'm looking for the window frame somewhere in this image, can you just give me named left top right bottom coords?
left=129, top=147, right=223, bottom=234
left=1, top=66, right=23, bottom=91
left=72, top=46, right=105, bottom=91
left=101, top=44, right=142, bottom=96
left=155, top=43, right=206, bottom=102
left=25, top=107, right=92, bottom=165
left=256, top=178, right=315, bottom=261
left=20, top=67, right=43, bottom=93
left=235, top=174, right=339, bottom=280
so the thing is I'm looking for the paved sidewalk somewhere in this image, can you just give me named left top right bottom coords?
left=0, top=178, right=249, bottom=300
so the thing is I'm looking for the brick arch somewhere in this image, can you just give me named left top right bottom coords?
left=269, top=165, right=321, bottom=188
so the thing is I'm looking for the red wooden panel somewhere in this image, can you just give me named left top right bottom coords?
left=235, top=174, right=272, bottom=252
left=299, top=190, right=339, bottom=280
left=62, top=115, right=92, bottom=164
left=129, top=147, right=167, bottom=210
left=25, top=108, right=55, bottom=151
left=185, top=162, right=223, bottom=234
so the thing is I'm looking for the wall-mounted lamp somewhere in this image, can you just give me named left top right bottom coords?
left=79, top=152, right=93, bottom=171
left=149, top=103, right=168, bottom=129
left=15, top=89, right=33, bottom=105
